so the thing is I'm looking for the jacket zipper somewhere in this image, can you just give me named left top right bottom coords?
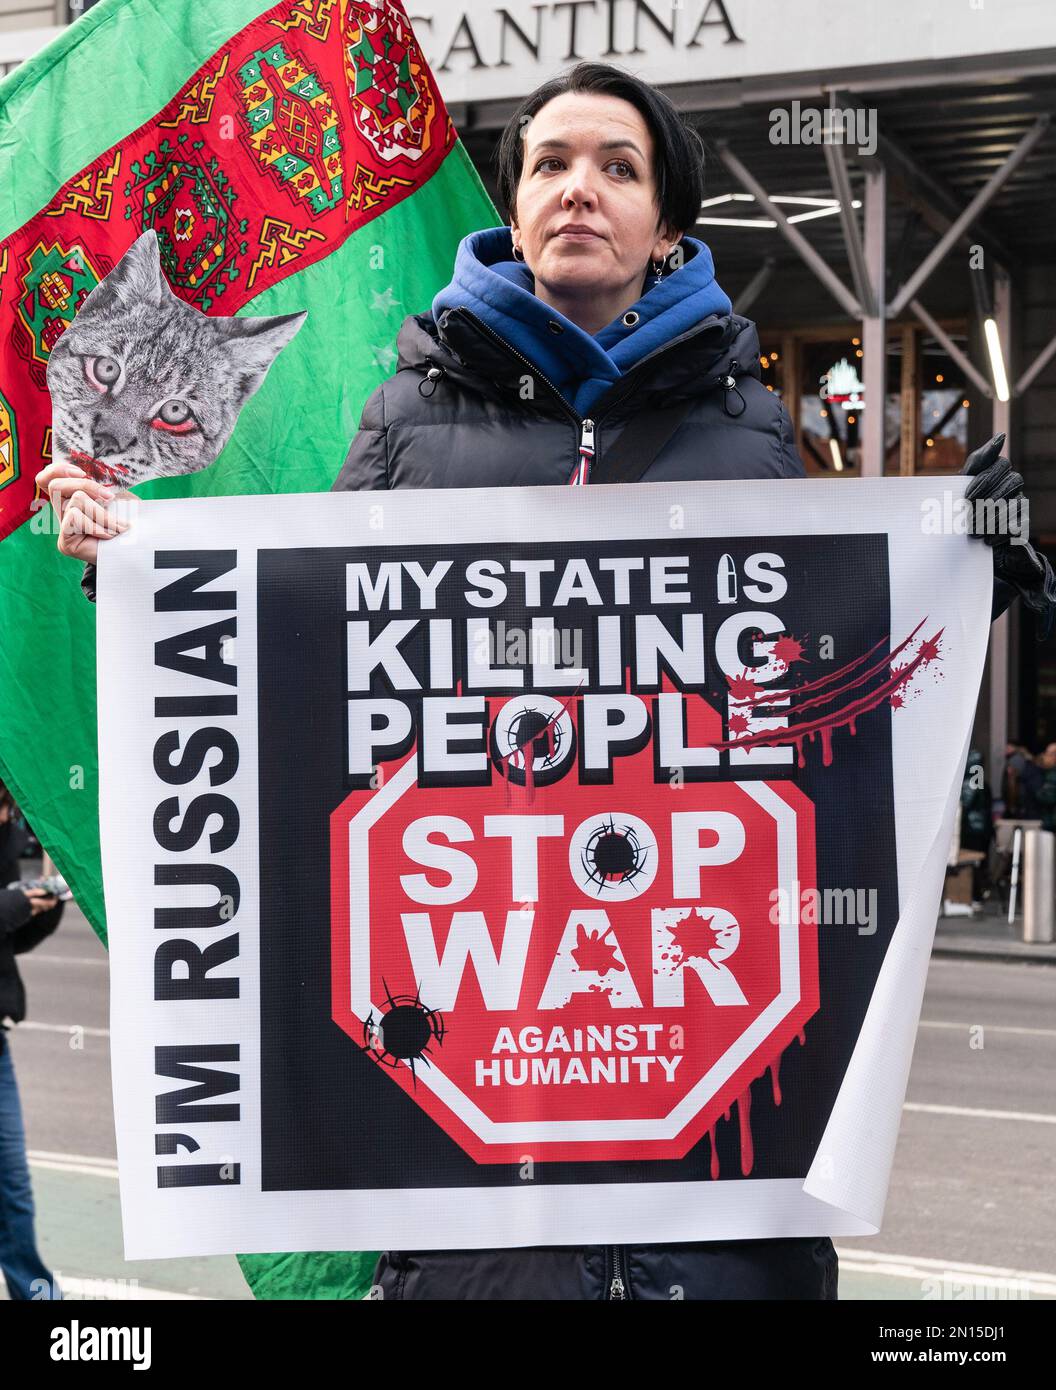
left=608, top=1245, right=629, bottom=1300
left=575, top=416, right=595, bottom=485
left=452, top=306, right=737, bottom=483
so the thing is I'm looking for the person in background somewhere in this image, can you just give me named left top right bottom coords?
left=1003, top=741, right=1042, bottom=821
left=959, top=748, right=994, bottom=905
left=1034, top=744, right=1056, bottom=834
left=0, top=782, right=64, bottom=1300
left=1019, top=749, right=1043, bottom=820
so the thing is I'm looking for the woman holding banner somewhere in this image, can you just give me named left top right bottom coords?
left=39, top=62, right=1055, bottom=1301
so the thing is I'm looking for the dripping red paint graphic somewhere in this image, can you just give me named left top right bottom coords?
left=717, top=618, right=941, bottom=767
left=706, top=1031, right=807, bottom=1179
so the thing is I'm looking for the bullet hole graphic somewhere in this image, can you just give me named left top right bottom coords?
left=492, top=693, right=577, bottom=801
left=363, top=981, right=445, bottom=1086
left=581, top=816, right=651, bottom=894
left=507, top=705, right=564, bottom=767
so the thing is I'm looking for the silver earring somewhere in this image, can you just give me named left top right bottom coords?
left=652, top=258, right=666, bottom=282
left=513, top=244, right=525, bottom=262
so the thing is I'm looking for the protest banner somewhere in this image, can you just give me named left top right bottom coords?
left=96, top=476, right=991, bottom=1256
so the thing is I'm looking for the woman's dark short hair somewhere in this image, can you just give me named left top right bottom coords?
left=496, top=62, right=706, bottom=236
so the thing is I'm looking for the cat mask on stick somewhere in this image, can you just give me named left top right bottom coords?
left=46, top=229, right=307, bottom=487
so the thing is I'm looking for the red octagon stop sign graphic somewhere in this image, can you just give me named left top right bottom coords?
left=331, top=694, right=818, bottom=1166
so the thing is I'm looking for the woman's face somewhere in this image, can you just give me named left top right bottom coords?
left=511, top=92, right=677, bottom=307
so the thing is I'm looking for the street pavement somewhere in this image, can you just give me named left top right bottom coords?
left=3, top=883, right=1053, bottom=1301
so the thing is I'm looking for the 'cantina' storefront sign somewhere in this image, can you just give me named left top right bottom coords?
left=409, top=0, right=1056, bottom=106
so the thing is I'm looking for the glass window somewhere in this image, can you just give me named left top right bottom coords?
left=758, top=326, right=974, bottom=476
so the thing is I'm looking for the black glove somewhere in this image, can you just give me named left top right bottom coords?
left=962, top=433, right=1056, bottom=640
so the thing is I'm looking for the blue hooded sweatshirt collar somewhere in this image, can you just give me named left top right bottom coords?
left=432, top=227, right=733, bottom=417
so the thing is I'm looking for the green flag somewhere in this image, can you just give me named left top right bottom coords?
left=0, top=0, right=496, bottom=1300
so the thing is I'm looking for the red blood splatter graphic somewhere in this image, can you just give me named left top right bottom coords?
left=750, top=622, right=923, bottom=710
left=571, top=923, right=625, bottom=975
left=738, top=1083, right=754, bottom=1175
left=668, top=912, right=720, bottom=961
left=69, top=449, right=130, bottom=485
left=770, top=633, right=808, bottom=667
left=727, top=711, right=751, bottom=737
left=713, top=618, right=942, bottom=768
left=725, top=671, right=759, bottom=703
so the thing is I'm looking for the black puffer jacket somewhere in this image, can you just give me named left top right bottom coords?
left=1, top=816, right=64, bottom=1049
left=333, top=303, right=837, bottom=1301
left=333, top=307, right=802, bottom=491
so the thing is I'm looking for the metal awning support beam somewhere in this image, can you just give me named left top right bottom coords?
left=1016, top=330, right=1056, bottom=396
left=862, top=130, right=1015, bottom=268
left=822, top=127, right=877, bottom=317
left=888, top=117, right=1050, bottom=319
left=714, top=141, right=862, bottom=319
left=732, top=256, right=776, bottom=316
left=860, top=163, right=886, bottom=476
left=908, top=298, right=993, bottom=399
left=988, top=267, right=1013, bottom=800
